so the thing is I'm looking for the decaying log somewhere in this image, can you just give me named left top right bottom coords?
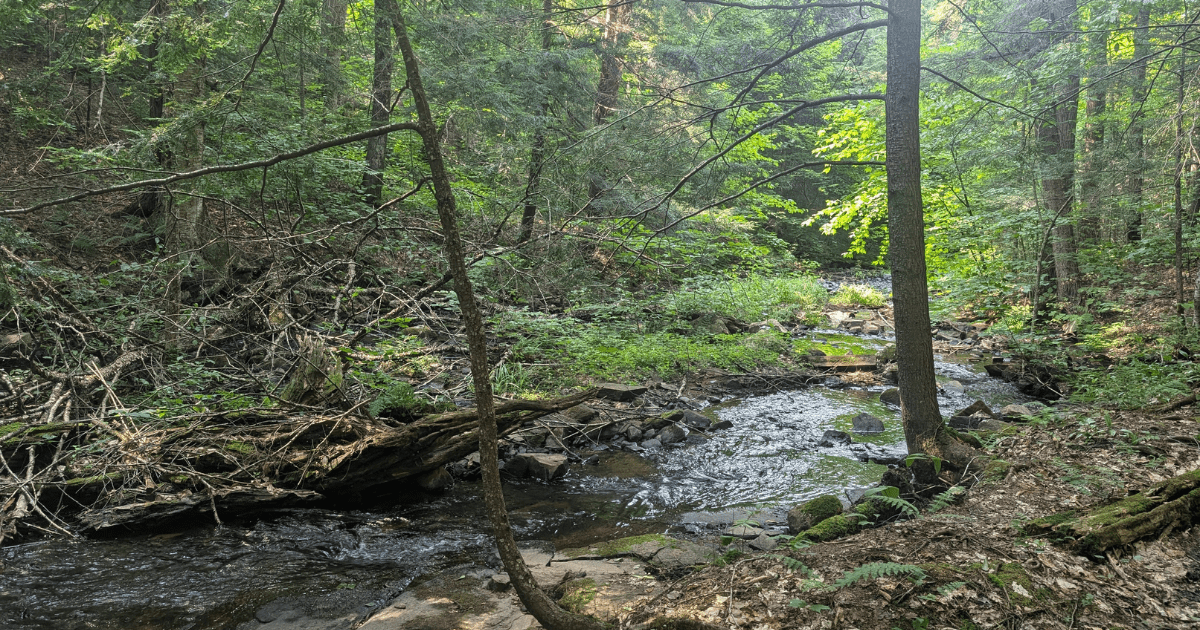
left=808, top=355, right=878, bottom=372
left=1023, top=467, right=1200, bottom=557
left=76, top=485, right=326, bottom=534
left=311, top=388, right=597, bottom=493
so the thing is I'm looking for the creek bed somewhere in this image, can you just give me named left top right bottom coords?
left=0, top=356, right=1025, bottom=630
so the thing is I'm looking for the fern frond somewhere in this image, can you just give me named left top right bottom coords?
left=870, top=494, right=920, bottom=517
left=764, top=554, right=814, bottom=577
left=833, top=562, right=926, bottom=588
left=937, top=581, right=967, bottom=597
left=927, top=486, right=966, bottom=513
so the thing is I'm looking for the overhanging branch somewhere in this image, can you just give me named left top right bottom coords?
left=6, top=121, right=422, bottom=216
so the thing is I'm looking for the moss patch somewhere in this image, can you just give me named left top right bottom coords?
left=801, top=513, right=864, bottom=542
left=799, top=495, right=842, bottom=523
left=559, top=533, right=671, bottom=559
left=556, top=577, right=597, bottom=614
left=987, top=562, right=1043, bottom=606
left=982, top=459, right=1012, bottom=483
left=224, top=441, right=254, bottom=454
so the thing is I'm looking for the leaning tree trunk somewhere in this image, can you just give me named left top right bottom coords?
left=384, top=3, right=604, bottom=629
left=886, top=0, right=979, bottom=478
left=1079, top=28, right=1107, bottom=246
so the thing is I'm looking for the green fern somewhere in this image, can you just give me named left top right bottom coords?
left=863, top=486, right=919, bottom=517
left=927, top=486, right=966, bottom=513
left=833, top=562, right=926, bottom=588
left=764, top=554, right=814, bottom=577
left=921, top=581, right=968, bottom=601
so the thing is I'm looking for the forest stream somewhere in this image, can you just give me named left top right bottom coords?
left=0, top=342, right=1029, bottom=630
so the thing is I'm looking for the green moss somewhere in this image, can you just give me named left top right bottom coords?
left=799, top=495, right=842, bottom=523
left=943, top=425, right=983, bottom=449
left=1023, top=510, right=1077, bottom=533
left=62, top=472, right=123, bottom=487
left=224, top=441, right=254, bottom=454
left=559, top=533, right=671, bottom=558
left=556, top=577, right=597, bottom=614
left=801, top=513, right=864, bottom=542
left=987, top=562, right=1038, bottom=605
left=982, top=459, right=1012, bottom=483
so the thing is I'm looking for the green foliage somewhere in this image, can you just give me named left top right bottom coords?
left=367, top=380, right=422, bottom=419
left=829, top=283, right=886, bottom=307
left=926, top=486, right=967, bottom=513
left=665, top=274, right=827, bottom=322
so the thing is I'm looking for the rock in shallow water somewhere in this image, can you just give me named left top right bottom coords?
left=852, top=412, right=885, bottom=434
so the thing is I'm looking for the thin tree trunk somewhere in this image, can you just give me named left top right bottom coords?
left=1127, top=6, right=1150, bottom=243
left=384, top=3, right=604, bottom=629
left=1079, top=28, right=1107, bottom=245
left=519, top=0, right=553, bottom=244
left=321, top=0, right=347, bottom=109
left=1038, top=0, right=1081, bottom=306
left=362, top=6, right=394, bottom=208
left=587, top=0, right=630, bottom=207
left=1174, top=46, right=1186, bottom=321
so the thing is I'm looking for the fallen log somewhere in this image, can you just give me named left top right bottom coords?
left=808, top=355, right=878, bottom=372
left=1022, top=467, right=1200, bottom=557
left=309, top=388, right=597, bottom=494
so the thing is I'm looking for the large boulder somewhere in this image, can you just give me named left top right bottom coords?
left=851, top=413, right=885, bottom=434
left=1000, top=403, right=1034, bottom=421
left=415, top=466, right=453, bottom=491
left=787, top=495, right=843, bottom=534
left=879, top=388, right=901, bottom=406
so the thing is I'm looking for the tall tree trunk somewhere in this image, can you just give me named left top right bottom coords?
left=519, top=0, right=553, bottom=244
left=320, top=0, right=347, bottom=109
left=1174, top=46, right=1186, bottom=320
left=1127, top=5, right=1150, bottom=243
left=888, top=0, right=970, bottom=472
left=1079, top=28, right=1107, bottom=246
left=587, top=0, right=630, bottom=207
left=1038, top=0, right=1081, bottom=306
left=383, top=3, right=603, bottom=629
left=362, top=6, right=394, bottom=208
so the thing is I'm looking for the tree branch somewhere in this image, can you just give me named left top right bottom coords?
left=5, top=121, right=421, bottom=216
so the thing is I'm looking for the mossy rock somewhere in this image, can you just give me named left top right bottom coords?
left=800, top=513, right=865, bottom=542
left=787, top=494, right=843, bottom=534
left=943, top=425, right=982, bottom=449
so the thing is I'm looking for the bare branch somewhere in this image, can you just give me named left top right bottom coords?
left=5, top=121, right=421, bottom=216
left=677, top=0, right=892, bottom=15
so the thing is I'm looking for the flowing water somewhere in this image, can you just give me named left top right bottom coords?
left=0, top=350, right=1026, bottom=630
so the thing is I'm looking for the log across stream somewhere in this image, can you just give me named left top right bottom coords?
left=0, top=354, right=1027, bottom=630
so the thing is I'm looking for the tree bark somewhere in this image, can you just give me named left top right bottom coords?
left=1079, top=28, right=1107, bottom=246
left=384, top=3, right=605, bottom=629
left=362, top=5, right=394, bottom=208
left=320, top=0, right=347, bottom=109
left=1037, top=0, right=1080, bottom=306
left=587, top=0, right=631, bottom=208
left=887, top=0, right=968, bottom=471
left=519, top=0, right=554, bottom=244
left=1126, top=5, right=1150, bottom=243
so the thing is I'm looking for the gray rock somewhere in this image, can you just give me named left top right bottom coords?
left=658, top=424, right=687, bottom=445
left=487, top=573, right=512, bottom=592
left=561, top=404, right=598, bottom=424
left=953, top=400, right=996, bottom=420
left=807, top=348, right=827, bottom=357
left=819, top=429, right=852, bottom=447
left=713, top=419, right=734, bottom=430
left=679, top=409, right=712, bottom=430
left=722, top=524, right=764, bottom=539
left=650, top=540, right=713, bottom=569
left=623, top=424, right=643, bottom=441
left=596, top=383, right=648, bottom=402
left=943, top=380, right=965, bottom=395
left=1000, top=404, right=1034, bottom=420
left=513, top=453, right=569, bottom=481
left=685, top=433, right=710, bottom=445
left=748, top=534, right=779, bottom=551
left=879, top=388, right=901, bottom=406
left=692, top=312, right=731, bottom=335
left=641, top=438, right=662, bottom=449
left=947, top=412, right=1000, bottom=431
left=862, top=323, right=881, bottom=335
left=852, top=412, right=885, bottom=434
